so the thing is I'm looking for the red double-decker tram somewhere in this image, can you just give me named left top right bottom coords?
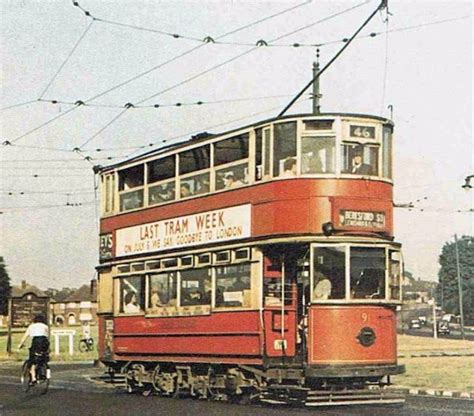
left=96, top=113, right=405, bottom=406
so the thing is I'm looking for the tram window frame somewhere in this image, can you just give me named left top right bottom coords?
left=180, top=267, right=212, bottom=307
left=161, top=257, right=179, bottom=269
left=389, top=250, right=402, bottom=301
left=118, top=275, right=145, bottom=315
left=214, top=250, right=231, bottom=264
left=196, top=253, right=211, bottom=266
left=382, top=125, right=393, bottom=179
left=145, top=260, right=161, bottom=271
left=181, top=255, right=194, bottom=268
left=213, top=133, right=249, bottom=166
left=273, top=121, right=297, bottom=177
left=214, top=263, right=252, bottom=308
left=215, top=162, right=249, bottom=191
left=117, top=264, right=131, bottom=274
left=101, top=173, right=116, bottom=215
left=233, top=248, right=251, bottom=262
left=300, top=135, right=336, bottom=174
left=179, top=144, right=210, bottom=175
left=341, top=143, right=380, bottom=176
left=310, top=245, right=347, bottom=302
left=147, top=271, right=178, bottom=312
left=131, top=262, right=145, bottom=272
left=349, top=246, right=386, bottom=300
left=149, top=178, right=176, bottom=206
left=179, top=171, right=210, bottom=199
left=118, top=164, right=145, bottom=212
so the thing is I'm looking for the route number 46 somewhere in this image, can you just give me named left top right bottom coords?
left=350, top=125, right=375, bottom=139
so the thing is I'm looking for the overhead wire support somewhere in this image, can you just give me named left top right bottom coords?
left=279, top=0, right=388, bottom=117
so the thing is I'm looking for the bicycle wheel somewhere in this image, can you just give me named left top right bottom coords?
left=20, top=361, right=31, bottom=393
left=36, top=363, right=50, bottom=395
left=79, top=340, right=88, bottom=353
left=87, top=338, right=94, bottom=352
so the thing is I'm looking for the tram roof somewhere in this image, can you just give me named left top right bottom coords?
left=99, top=112, right=393, bottom=173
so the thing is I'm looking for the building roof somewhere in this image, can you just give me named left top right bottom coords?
left=11, top=283, right=47, bottom=298
left=64, top=284, right=97, bottom=303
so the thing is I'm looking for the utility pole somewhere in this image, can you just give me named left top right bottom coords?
left=454, top=234, right=466, bottom=340
left=312, top=48, right=321, bottom=114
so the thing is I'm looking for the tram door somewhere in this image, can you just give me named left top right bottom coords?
left=262, top=250, right=299, bottom=359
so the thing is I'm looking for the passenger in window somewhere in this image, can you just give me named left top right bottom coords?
left=351, top=148, right=372, bottom=175
left=313, top=272, right=332, bottom=300
left=124, top=292, right=141, bottom=313
left=180, top=183, right=192, bottom=198
left=281, top=157, right=297, bottom=177
left=197, top=177, right=209, bottom=194
left=150, top=184, right=174, bottom=204
left=223, top=172, right=244, bottom=189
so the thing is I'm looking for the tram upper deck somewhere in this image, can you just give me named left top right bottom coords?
left=99, top=113, right=395, bottom=258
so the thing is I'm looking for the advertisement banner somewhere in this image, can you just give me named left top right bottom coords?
left=116, top=204, right=251, bottom=257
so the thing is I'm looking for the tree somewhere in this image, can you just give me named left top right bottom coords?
left=0, top=257, right=11, bottom=316
left=438, top=236, right=474, bottom=322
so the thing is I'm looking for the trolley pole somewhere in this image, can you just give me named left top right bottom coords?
left=312, top=49, right=321, bottom=115
left=454, top=234, right=466, bottom=340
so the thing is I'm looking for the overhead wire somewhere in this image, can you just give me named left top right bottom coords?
left=39, top=20, right=96, bottom=100
left=136, top=1, right=371, bottom=105
left=0, top=100, right=40, bottom=111
left=72, top=0, right=315, bottom=150
left=380, top=5, right=390, bottom=115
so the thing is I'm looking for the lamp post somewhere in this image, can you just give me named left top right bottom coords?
left=428, top=299, right=437, bottom=339
left=454, top=234, right=466, bottom=340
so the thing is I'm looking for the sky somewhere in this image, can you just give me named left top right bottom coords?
left=0, top=0, right=472, bottom=289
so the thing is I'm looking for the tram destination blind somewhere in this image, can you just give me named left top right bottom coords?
left=339, top=210, right=385, bottom=229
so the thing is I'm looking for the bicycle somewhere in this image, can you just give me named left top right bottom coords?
left=79, top=337, right=94, bottom=352
left=20, top=351, right=50, bottom=394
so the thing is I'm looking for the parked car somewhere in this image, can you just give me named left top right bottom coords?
left=410, top=319, right=421, bottom=329
left=438, top=320, right=450, bottom=335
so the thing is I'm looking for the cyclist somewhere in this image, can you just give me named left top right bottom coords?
left=18, top=314, right=49, bottom=384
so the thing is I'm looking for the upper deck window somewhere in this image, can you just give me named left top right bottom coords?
left=382, top=125, right=393, bottom=179
left=179, top=145, right=210, bottom=175
left=118, top=164, right=144, bottom=211
left=148, top=155, right=175, bottom=183
left=148, top=156, right=176, bottom=206
left=214, top=134, right=249, bottom=166
left=273, top=122, right=297, bottom=177
left=341, top=143, right=379, bottom=176
left=119, top=165, right=144, bottom=190
left=301, top=136, right=335, bottom=174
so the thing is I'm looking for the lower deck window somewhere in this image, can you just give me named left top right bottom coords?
left=180, top=268, right=211, bottom=306
left=350, top=247, right=386, bottom=299
left=120, top=276, right=145, bottom=314
left=215, top=264, right=251, bottom=307
left=148, top=272, right=177, bottom=311
left=312, top=247, right=345, bottom=300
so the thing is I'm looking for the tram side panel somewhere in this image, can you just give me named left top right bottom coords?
left=110, top=311, right=264, bottom=364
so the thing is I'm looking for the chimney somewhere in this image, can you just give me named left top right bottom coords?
left=90, top=279, right=98, bottom=302
left=21, top=280, right=27, bottom=289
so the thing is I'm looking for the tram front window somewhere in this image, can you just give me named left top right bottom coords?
left=341, top=144, right=379, bottom=176
left=350, top=247, right=386, bottom=299
left=312, top=246, right=345, bottom=301
left=301, top=136, right=335, bottom=174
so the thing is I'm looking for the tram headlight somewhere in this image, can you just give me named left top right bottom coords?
left=322, top=222, right=334, bottom=236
